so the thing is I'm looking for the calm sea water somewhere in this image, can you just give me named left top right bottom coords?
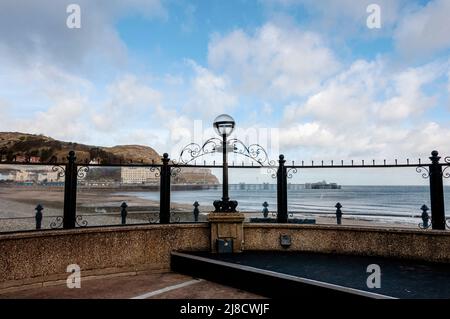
left=120, top=186, right=450, bottom=223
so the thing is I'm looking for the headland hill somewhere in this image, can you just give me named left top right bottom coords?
left=0, top=132, right=219, bottom=187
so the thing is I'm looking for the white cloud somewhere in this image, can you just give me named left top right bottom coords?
left=262, top=0, right=408, bottom=36
left=284, top=59, right=443, bottom=125
left=6, top=96, right=92, bottom=143
left=376, top=63, right=443, bottom=120
left=279, top=58, right=448, bottom=159
left=263, top=1, right=450, bottom=62
left=112, top=128, right=168, bottom=150
left=279, top=122, right=337, bottom=149
left=0, top=60, right=93, bottom=141
left=183, top=61, right=238, bottom=117
left=208, top=23, right=340, bottom=98
left=91, top=76, right=162, bottom=132
left=394, top=0, right=450, bottom=60
left=286, top=60, right=382, bottom=127
left=1, top=0, right=449, bottom=165
left=279, top=119, right=450, bottom=161
left=395, top=122, right=450, bottom=156
left=0, top=63, right=171, bottom=148
left=0, top=0, right=166, bottom=69
left=29, top=97, right=90, bottom=139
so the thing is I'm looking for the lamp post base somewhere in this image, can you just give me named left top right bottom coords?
left=208, top=212, right=245, bottom=253
left=213, top=199, right=238, bottom=212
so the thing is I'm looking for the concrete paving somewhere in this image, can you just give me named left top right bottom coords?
left=0, top=272, right=264, bottom=299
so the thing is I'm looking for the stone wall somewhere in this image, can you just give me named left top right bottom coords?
left=1, top=222, right=449, bottom=292
left=0, top=224, right=209, bottom=291
left=243, top=224, right=450, bottom=263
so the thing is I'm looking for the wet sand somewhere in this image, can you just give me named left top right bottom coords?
left=0, top=186, right=197, bottom=231
left=0, top=186, right=419, bottom=232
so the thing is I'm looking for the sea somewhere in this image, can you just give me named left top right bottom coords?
left=120, top=185, right=450, bottom=225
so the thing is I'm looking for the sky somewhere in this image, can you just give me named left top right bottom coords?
left=0, top=0, right=449, bottom=184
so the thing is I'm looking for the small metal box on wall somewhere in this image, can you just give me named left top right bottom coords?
left=208, top=213, right=245, bottom=253
left=217, top=239, right=233, bottom=253
left=280, top=234, right=292, bottom=248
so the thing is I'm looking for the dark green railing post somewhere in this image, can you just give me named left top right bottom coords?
left=35, top=204, right=43, bottom=230
left=63, top=151, right=77, bottom=229
left=121, top=202, right=128, bottom=225
left=335, top=202, right=343, bottom=225
left=193, top=201, right=200, bottom=222
left=429, top=151, right=445, bottom=230
left=160, top=153, right=171, bottom=224
left=277, top=155, right=288, bottom=223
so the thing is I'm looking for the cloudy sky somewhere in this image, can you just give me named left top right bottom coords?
left=0, top=0, right=449, bottom=174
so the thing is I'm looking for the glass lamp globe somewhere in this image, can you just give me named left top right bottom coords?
left=213, top=114, right=235, bottom=137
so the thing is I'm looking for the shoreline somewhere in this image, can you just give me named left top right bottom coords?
left=0, top=186, right=428, bottom=231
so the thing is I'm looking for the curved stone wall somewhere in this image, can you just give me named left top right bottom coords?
left=0, top=224, right=210, bottom=292
left=1, top=223, right=449, bottom=293
left=243, top=224, right=450, bottom=263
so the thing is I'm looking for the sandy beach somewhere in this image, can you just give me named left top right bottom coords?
left=0, top=185, right=419, bottom=232
left=0, top=186, right=200, bottom=231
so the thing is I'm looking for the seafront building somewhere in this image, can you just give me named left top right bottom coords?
left=120, top=167, right=159, bottom=184
left=6, top=167, right=61, bottom=183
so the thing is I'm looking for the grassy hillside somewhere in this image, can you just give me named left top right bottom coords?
left=0, top=132, right=160, bottom=164
left=0, top=132, right=219, bottom=184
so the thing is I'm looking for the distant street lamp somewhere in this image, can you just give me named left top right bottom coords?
left=213, top=114, right=238, bottom=212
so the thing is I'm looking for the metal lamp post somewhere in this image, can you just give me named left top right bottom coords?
left=179, top=114, right=272, bottom=212
left=212, top=114, right=238, bottom=212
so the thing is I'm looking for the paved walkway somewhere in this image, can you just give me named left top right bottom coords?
left=0, top=272, right=263, bottom=299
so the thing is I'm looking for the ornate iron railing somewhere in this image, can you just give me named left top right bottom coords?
left=0, top=149, right=449, bottom=232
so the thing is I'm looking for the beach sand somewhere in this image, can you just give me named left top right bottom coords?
left=0, top=186, right=419, bottom=232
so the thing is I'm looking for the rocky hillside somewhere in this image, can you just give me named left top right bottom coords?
left=0, top=132, right=219, bottom=184
left=0, top=132, right=160, bottom=164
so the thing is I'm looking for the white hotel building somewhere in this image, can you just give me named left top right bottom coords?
left=7, top=168, right=62, bottom=183
left=120, top=167, right=158, bottom=184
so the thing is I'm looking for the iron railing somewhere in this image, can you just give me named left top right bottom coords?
left=0, top=150, right=449, bottom=232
